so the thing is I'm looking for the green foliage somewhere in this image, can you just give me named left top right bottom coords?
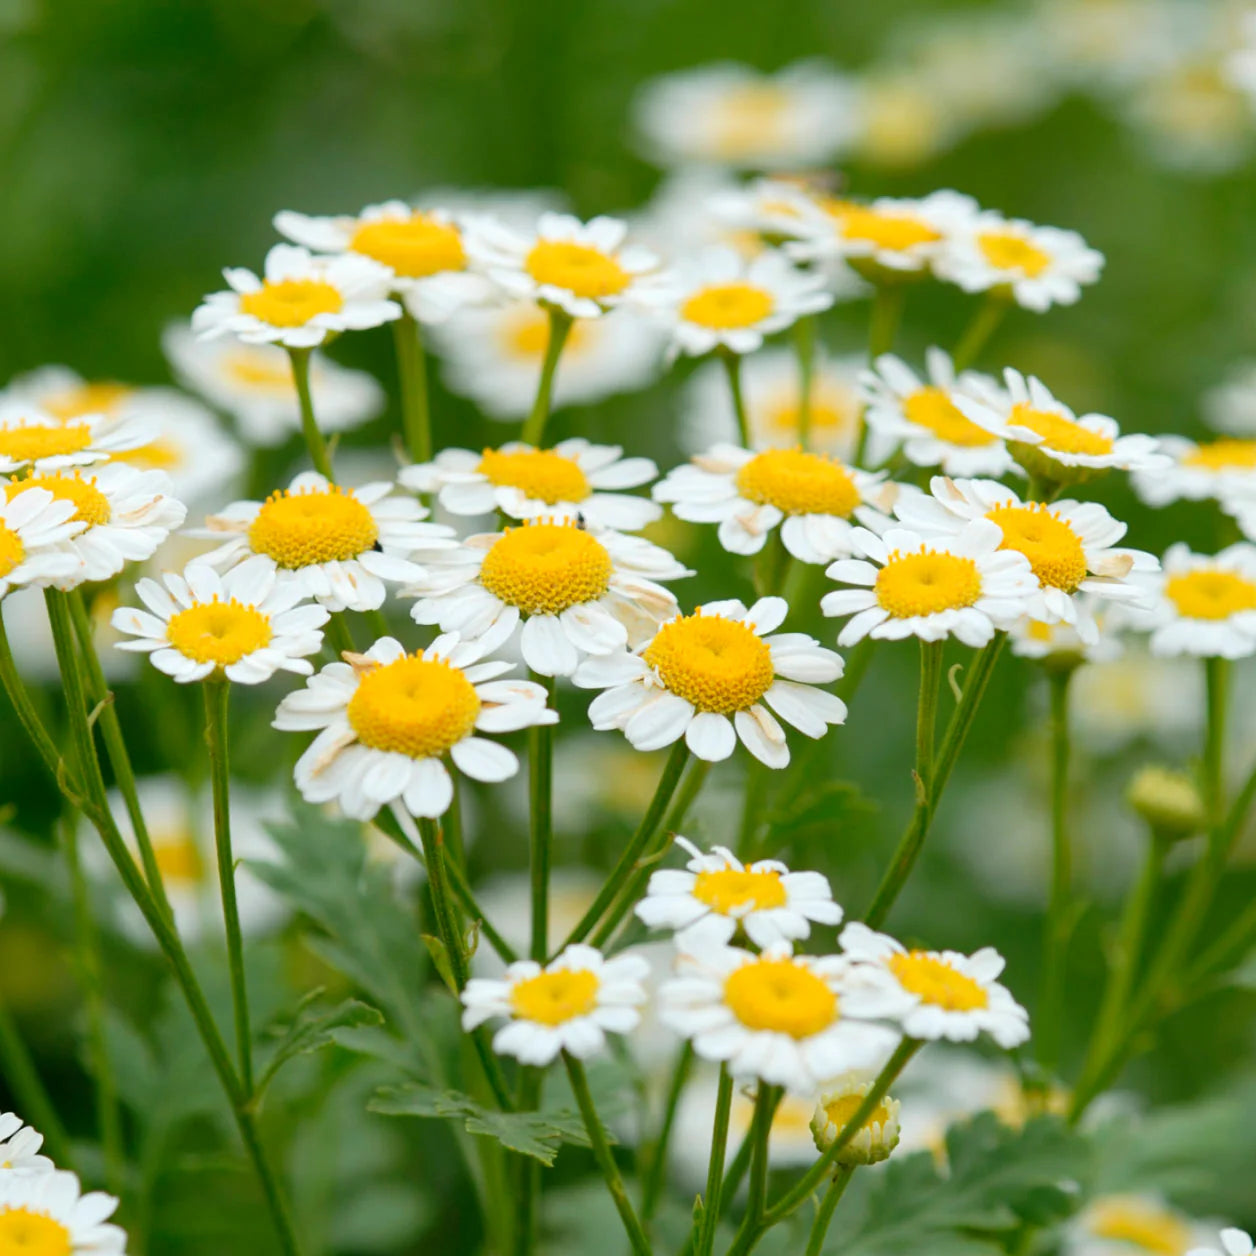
left=255, top=990, right=384, bottom=1099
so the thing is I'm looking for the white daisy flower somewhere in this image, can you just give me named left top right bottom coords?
left=658, top=939, right=900, bottom=1090
left=1203, top=361, right=1256, bottom=437
left=404, top=518, right=689, bottom=677
left=1007, top=599, right=1120, bottom=664
left=0, top=1169, right=126, bottom=1254
left=822, top=522, right=1036, bottom=647
left=631, top=61, right=859, bottom=170
left=1132, top=434, right=1256, bottom=507
left=0, top=488, right=86, bottom=599
left=839, top=922, right=1030, bottom=1048
left=956, top=369, right=1167, bottom=481
left=192, top=243, right=402, bottom=349
left=460, top=944, right=649, bottom=1066
left=273, top=200, right=495, bottom=324
left=810, top=1071, right=902, bottom=1166
left=573, top=596, right=846, bottom=769
left=1189, top=1230, right=1255, bottom=1256
left=665, top=246, right=832, bottom=360
left=162, top=323, right=385, bottom=449
left=463, top=212, right=671, bottom=321
left=111, top=555, right=328, bottom=684
left=654, top=443, right=895, bottom=565
left=893, top=476, right=1156, bottom=634
left=3, top=464, right=186, bottom=587
left=191, top=471, right=455, bottom=614
left=427, top=302, right=662, bottom=421
left=0, top=1113, right=52, bottom=1174
left=399, top=439, right=661, bottom=533
left=1132, top=542, right=1256, bottom=660
left=933, top=209, right=1104, bottom=311
left=0, top=403, right=155, bottom=477
left=860, top=350, right=1016, bottom=477
left=273, top=633, right=556, bottom=821
left=1065, top=1195, right=1219, bottom=1256
left=683, top=348, right=864, bottom=459
left=634, top=836, right=842, bottom=948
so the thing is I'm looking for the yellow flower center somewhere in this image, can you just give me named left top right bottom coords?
left=347, top=653, right=481, bottom=758
left=888, top=951, right=989, bottom=1011
left=112, top=438, right=182, bottom=471
left=43, top=380, right=133, bottom=420
left=504, top=307, right=591, bottom=360
left=875, top=550, right=983, bottom=618
left=166, top=599, right=273, bottom=666
left=1009, top=404, right=1113, bottom=456
left=764, top=390, right=858, bottom=438
left=723, top=957, right=838, bottom=1038
left=977, top=231, right=1052, bottom=278
left=479, top=521, right=613, bottom=616
left=0, top=1208, right=72, bottom=1256
left=0, top=422, right=93, bottom=465
left=152, top=829, right=206, bottom=886
left=7, top=472, right=111, bottom=527
left=510, top=968, right=601, bottom=1026
left=247, top=486, right=379, bottom=569
left=238, top=278, right=344, bottom=328
left=349, top=213, right=466, bottom=278
left=839, top=206, right=941, bottom=252
left=902, top=387, right=996, bottom=447
left=709, top=85, right=791, bottom=157
left=1165, top=569, right=1256, bottom=621
left=0, top=522, right=26, bottom=580
left=525, top=240, right=630, bottom=301
left=643, top=611, right=774, bottom=715
left=681, top=282, right=775, bottom=330
left=222, top=349, right=295, bottom=392
left=985, top=503, right=1088, bottom=592
left=735, top=448, right=861, bottom=517
left=693, top=867, right=788, bottom=915
left=477, top=448, right=591, bottom=505
left=821, top=1092, right=892, bottom=1132
left=1181, top=438, right=1256, bottom=471
left=1087, top=1199, right=1193, bottom=1256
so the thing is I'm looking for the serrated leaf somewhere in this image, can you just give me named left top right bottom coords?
left=256, top=995, right=384, bottom=1097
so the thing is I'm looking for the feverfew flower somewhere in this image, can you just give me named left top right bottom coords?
left=274, top=200, right=494, bottom=323
left=933, top=209, right=1104, bottom=310
left=1203, top=361, right=1256, bottom=436
left=460, top=944, right=649, bottom=1065
left=192, top=244, right=401, bottom=349
left=658, top=939, right=899, bottom=1089
left=192, top=471, right=455, bottom=614
left=0, top=1170, right=126, bottom=1254
left=0, top=489, right=85, bottom=599
left=665, top=246, right=832, bottom=360
left=273, top=634, right=556, bottom=821
left=1135, top=543, right=1256, bottom=659
left=0, top=1113, right=52, bottom=1174
left=1132, top=434, right=1256, bottom=507
left=823, top=522, right=1036, bottom=647
left=112, top=556, right=328, bottom=684
left=1066, top=1195, right=1218, bottom=1256
left=464, top=213, right=670, bottom=321
left=0, top=405, right=154, bottom=476
left=1189, top=1230, right=1255, bottom=1256
left=400, top=440, right=660, bottom=532
left=860, top=350, right=1016, bottom=477
left=654, top=444, right=895, bottom=564
left=573, top=596, right=846, bottom=768
left=810, top=1072, right=902, bottom=1167
left=405, top=519, right=688, bottom=677
left=839, top=923, right=1030, bottom=1047
left=1007, top=598, right=1118, bottom=665
left=635, top=837, right=842, bottom=947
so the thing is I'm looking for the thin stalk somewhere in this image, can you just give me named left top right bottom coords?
left=641, top=1042, right=694, bottom=1221
left=1203, top=657, right=1229, bottom=824
left=916, top=640, right=943, bottom=795
left=666, top=758, right=711, bottom=837
left=722, top=350, right=753, bottom=448
left=417, top=815, right=468, bottom=989
left=514, top=1068, right=544, bottom=1256
left=325, top=613, right=356, bottom=658
left=854, top=284, right=906, bottom=466
left=0, top=999, right=74, bottom=1171
left=288, top=347, right=333, bottom=479
left=742, top=1084, right=779, bottom=1239
left=564, top=1053, right=652, bottom=1256
left=804, top=1167, right=854, bottom=1256
left=519, top=308, right=573, bottom=447
left=794, top=315, right=816, bottom=450
left=696, top=1066, right=734, bottom=1256
left=392, top=308, right=432, bottom=464
left=529, top=674, right=556, bottom=962
left=204, top=677, right=253, bottom=1096
left=951, top=292, right=1010, bottom=371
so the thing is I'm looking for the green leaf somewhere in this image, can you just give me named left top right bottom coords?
left=368, top=1082, right=601, bottom=1166
left=256, top=993, right=384, bottom=1097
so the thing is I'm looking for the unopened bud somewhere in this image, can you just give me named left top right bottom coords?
left=810, top=1073, right=901, bottom=1168
left=1126, top=765, right=1206, bottom=839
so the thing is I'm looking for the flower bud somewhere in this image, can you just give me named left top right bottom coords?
left=810, top=1073, right=901, bottom=1168
left=1125, top=765, right=1206, bottom=839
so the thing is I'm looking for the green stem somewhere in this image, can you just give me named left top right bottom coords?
left=641, top=1042, right=694, bottom=1221
left=742, top=1084, right=778, bottom=1237
left=854, top=284, right=906, bottom=466
left=722, top=350, right=753, bottom=448
left=325, top=613, right=356, bottom=658
left=0, top=998, right=74, bottom=1171
left=514, top=1069, right=544, bottom=1256
left=288, top=347, right=333, bottom=479
left=916, top=640, right=943, bottom=796
left=804, top=1167, right=854, bottom=1256
left=564, top=1053, right=652, bottom=1256
left=529, top=674, right=556, bottom=962
left=392, top=309, right=432, bottom=464
left=204, top=676, right=253, bottom=1096
left=1203, top=657, right=1229, bottom=825
left=417, top=815, right=468, bottom=989
left=696, top=1066, right=734, bottom=1256
left=951, top=292, right=1010, bottom=371
left=794, top=315, right=816, bottom=451
left=519, top=308, right=573, bottom=447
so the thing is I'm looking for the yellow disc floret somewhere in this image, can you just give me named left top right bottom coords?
left=985, top=503, right=1088, bottom=592
left=902, top=387, right=997, bottom=447
left=709, top=85, right=790, bottom=158
left=347, top=653, right=481, bottom=759
left=477, top=448, right=591, bottom=505
left=724, top=957, right=838, bottom=1038
left=510, top=968, right=601, bottom=1026
left=152, top=830, right=207, bottom=886
left=166, top=598, right=273, bottom=667
left=479, top=521, right=613, bottom=616
left=1086, top=1197, right=1193, bottom=1256
left=350, top=213, right=466, bottom=278
left=1181, top=438, right=1256, bottom=471
left=504, top=308, right=591, bottom=360
left=239, top=278, right=344, bottom=328
left=113, top=439, right=182, bottom=471
left=8, top=472, right=110, bottom=527
left=875, top=550, right=983, bottom=618
left=1009, top=404, right=1114, bottom=457
left=0, top=422, right=93, bottom=465
left=525, top=240, right=630, bottom=301
left=0, top=1207, right=72, bottom=1256
left=839, top=206, right=941, bottom=252
left=681, top=282, right=775, bottom=330
left=977, top=231, right=1052, bottom=277
left=643, top=611, right=774, bottom=714
left=0, top=523, right=26, bottom=580
left=248, top=485, right=379, bottom=568
left=693, top=867, right=788, bottom=915
left=765, top=390, right=858, bottom=439
left=888, top=951, right=989, bottom=1011
left=735, top=448, right=861, bottom=517
left=222, top=349, right=295, bottom=392
left=1165, top=568, right=1256, bottom=620
left=43, top=380, right=133, bottom=420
